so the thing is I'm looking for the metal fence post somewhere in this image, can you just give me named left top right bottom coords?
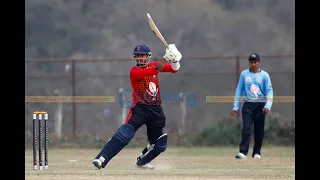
left=235, top=55, right=241, bottom=118
left=72, top=59, right=77, bottom=138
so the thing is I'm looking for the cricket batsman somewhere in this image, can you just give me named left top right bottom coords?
left=92, top=43, right=182, bottom=169
left=231, top=53, right=273, bottom=159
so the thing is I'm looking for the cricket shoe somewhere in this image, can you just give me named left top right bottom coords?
left=135, top=156, right=154, bottom=169
left=235, top=152, right=247, bottom=159
left=92, top=159, right=102, bottom=169
left=135, top=163, right=155, bottom=169
left=253, top=154, right=261, bottom=159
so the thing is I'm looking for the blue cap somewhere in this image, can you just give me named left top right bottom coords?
left=248, top=53, right=260, bottom=61
left=133, top=44, right=151, bottom=55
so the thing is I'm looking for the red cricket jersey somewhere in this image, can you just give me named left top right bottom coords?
left=129, top=62, right=178, bottom=106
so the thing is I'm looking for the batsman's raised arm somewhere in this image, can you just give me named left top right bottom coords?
left=159, top=62, right=179, bottom=73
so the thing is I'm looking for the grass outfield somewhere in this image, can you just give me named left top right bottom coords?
left=25, top=147, right=295, bottom=180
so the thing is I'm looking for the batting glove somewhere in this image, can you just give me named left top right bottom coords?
left=163, top=48, right=176, bottom=61
left=169, top=44, right=182, bottom=63
left=163, top=44, right=182, bottom=62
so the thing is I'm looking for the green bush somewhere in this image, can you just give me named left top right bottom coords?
left=263, top=113, right=295, bottom=145
left=190, top=118, right=242, bottom=146
left=190, top=113, right=295, bottom=146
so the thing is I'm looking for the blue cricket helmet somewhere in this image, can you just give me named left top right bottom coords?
left=133, top=44, right=152, bottom=56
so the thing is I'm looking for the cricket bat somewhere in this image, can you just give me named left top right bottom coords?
left=146, top=13, right=169, bottom=48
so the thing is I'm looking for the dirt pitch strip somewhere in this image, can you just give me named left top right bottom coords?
left=25, top=147, right=294, bottom=180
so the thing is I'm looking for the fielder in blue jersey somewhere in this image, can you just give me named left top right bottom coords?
left=231, top=53, right=273, bottom=159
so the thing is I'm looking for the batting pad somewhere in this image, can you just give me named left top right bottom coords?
left=136, top=133, right=168, bottom=166
left=96, top=124, right=135, bottom=168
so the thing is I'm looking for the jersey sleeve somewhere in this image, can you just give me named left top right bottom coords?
left=233, top=71, right=244, bottom=111
left=130, top=66, right=159, bottom=80
left=162, top=64, right=178, bottom=73
left=151, top=62, right=178, bottom=73
left=264, top=72, right=273, bottom=110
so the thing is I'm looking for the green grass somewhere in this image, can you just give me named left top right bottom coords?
left=25, top=147, right=295, bottom=180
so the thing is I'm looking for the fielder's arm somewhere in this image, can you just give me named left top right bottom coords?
left=233, top=72, right=244, bottom=111
left=264, top=73, right=273, bottom=110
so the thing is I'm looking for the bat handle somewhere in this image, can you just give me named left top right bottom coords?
left=164, top=41, right=169, bottom=48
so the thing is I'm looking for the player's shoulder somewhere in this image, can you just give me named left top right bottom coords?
left=260, top=69, right=270, bottom=76
left=130, top=66, right=140, bottom=77
left=130, top=66, right=140, bottom=72
left=240, top=69, right=250, bottom=75
left=130, top=66, right=136, bottom=71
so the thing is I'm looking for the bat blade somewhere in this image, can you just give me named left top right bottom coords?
left=146, top=13, right=169, bottom=48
